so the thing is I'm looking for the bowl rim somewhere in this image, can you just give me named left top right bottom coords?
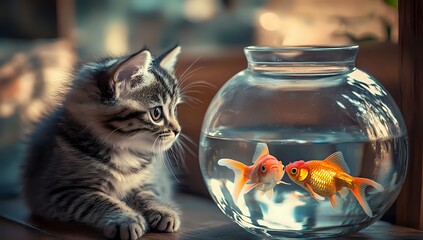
left=245, top=45, right=359, bottom=52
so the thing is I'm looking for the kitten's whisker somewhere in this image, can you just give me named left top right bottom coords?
left=157, top=136, right=183, bottom=183
left=178, top=144, right=197, bottom=160
left=180, top=81, right=215, bottom=92
left=179, top=81, right=215, bottom=104
left=178, top=66, right=205, bottom=86
left=184, top=97, right=203, bottom=105
left=175, top=139, right=187, bottom=167
left=164, top=151, right=181, bottom=183
left=181, top=89, right=206, bottom=95
left=180, top=133, right=198, bottom=147
left=152, top=135, right=161, bottom=153
left=179, top=93, right=203, bottom=107
left=180, top=90, right=205, bottom=103
left=179, top=99, right=195, bottom=108
left=181, top=96, right=203, bottom=105
left=183, top=97, right=204, bottom=108
left=168, top=139, right=187, bottom=171
left=178, top=56, right=202, bottom=83
left=168, top=148, right=183, bottom=171
left=175, top=141, right=185, bottom=166
left=180, top=134, right=197, bottom=157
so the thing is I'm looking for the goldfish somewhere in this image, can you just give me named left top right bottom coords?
left=218, top=143, right=289, bottom=203
left=286, top=152, right=384, bottom=217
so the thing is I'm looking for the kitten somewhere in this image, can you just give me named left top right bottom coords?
left=22, top=46, right=183, bottom=240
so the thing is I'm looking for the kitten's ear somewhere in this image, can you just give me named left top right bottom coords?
left=113, top=49, right=152, bottom=84
left=158, top=45, right=181, bottom=73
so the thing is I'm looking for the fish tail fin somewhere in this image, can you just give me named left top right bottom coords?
left=351, top=177, right=384, bottom=217
left=218, top=159, right=249, bottom=203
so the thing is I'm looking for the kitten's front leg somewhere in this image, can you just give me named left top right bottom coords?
left=125, top=187, right=181, bottom=232
left=51, top=190, right=147, bottom=239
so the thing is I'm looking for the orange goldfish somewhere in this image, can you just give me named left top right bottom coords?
left=218, top=143, right=289, bottom=203
left=286, top=152, right=384, bottom=217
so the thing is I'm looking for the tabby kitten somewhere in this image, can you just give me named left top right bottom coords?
left=22, top=46, right=183, bottom=240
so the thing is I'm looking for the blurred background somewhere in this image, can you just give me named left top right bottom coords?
left=0, top=0, right=399, bottom=220
left=0, top=0, right=398, bottom=55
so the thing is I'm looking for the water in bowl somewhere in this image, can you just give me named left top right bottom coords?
left=199, top=127, right=408, bottom=238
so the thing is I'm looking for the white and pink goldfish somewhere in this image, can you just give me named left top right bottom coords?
left=218, top=143, right=289, bottom=203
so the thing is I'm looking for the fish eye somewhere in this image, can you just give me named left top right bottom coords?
left=149, top=107, right=163, bottom=122
left=291, top=168, right=297, bottom=175
left=261, top=165, right=266, bottom=172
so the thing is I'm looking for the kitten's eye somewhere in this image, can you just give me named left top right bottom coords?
left=149, top=107, right=163, bottom=122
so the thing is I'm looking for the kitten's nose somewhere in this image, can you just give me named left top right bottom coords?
left=168, top=120, right=181, bottom=136
left=171, top=123, right=181, bottom=136
left=172, top=129, right=180, bottom=136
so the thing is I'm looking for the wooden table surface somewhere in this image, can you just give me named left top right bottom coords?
left=1, top=193, right=423, bottom=240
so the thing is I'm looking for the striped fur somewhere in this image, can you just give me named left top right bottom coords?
left=22, top=46, right=182, bottom=240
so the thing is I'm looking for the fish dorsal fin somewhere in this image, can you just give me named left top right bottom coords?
left=252, top=143, right=269, bottom=164
left=324, top=151, right=350, bottom=174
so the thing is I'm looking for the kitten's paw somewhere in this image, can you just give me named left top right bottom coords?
left=145, top=205, right=180, bottom=232
left=103, top=214, right=147, bottom=240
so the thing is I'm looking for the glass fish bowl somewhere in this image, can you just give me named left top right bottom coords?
left=199, top=46, right=408, bottom=238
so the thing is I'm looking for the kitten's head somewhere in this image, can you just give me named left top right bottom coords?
left=66, top=46, right=182, bottom=153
